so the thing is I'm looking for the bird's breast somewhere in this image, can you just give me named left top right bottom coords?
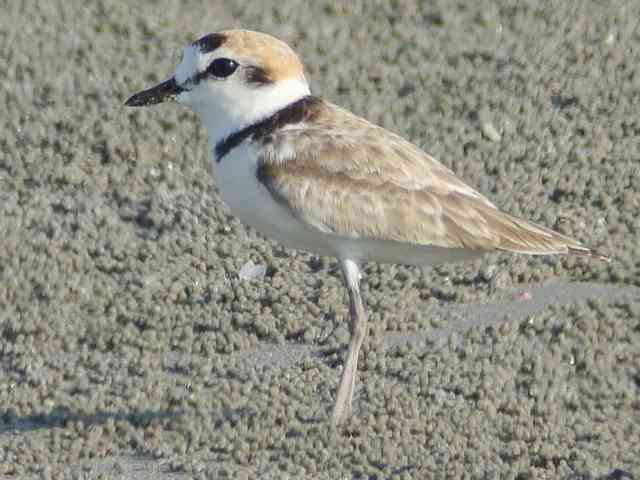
left=210, top=143, right=334, bottom=254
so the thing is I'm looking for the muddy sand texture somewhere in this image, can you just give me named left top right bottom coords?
left=1, top=1, right=639, bottom=478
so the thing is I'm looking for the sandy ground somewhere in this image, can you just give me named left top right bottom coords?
left=1, top=1, right=639, bottom=478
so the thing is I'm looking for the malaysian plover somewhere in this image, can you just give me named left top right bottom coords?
left=125, top=29, right=609, bottom=425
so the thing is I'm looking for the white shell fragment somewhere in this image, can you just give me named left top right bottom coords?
left=238, top=260, right=267, bottom=281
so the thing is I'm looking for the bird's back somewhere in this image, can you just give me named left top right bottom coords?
left=255, top=97, right=608, bottom=261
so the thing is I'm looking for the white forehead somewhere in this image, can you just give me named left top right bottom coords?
left=174, top=45, right=204, bottom=84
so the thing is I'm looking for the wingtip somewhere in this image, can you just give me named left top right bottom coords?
left=568, top=246, right=611, bottom=263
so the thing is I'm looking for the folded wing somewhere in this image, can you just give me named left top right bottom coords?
left=256, top=100, right=607, bottom=260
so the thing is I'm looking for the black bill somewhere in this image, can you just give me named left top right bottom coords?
left=124, top=77, right=185, bottom=107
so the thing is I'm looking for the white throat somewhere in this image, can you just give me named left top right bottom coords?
left=179, top=77, right=311, bottom=156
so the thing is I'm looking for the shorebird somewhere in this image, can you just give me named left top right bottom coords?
left=125, top=29, right=609, bottom=424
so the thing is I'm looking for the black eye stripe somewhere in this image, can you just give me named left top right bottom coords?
left=245, top=66, right=273, bottom=86
left=190, top=58, right=272, bottom=86
left=206, top=58, right=239, bottom=78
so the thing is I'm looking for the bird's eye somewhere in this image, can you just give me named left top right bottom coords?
left=207, top=58, right=239, bottom=78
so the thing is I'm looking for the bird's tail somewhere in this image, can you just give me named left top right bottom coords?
left=481, top=206, right=610, bottom=262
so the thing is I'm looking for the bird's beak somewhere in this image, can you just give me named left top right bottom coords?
left=124, top=77, right=185, bottom=107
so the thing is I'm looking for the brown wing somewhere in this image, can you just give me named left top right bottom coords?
left=257, top=100, right=607, bottom=259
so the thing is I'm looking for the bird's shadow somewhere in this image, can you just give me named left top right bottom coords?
left=0, top=406, right=184, bottom=435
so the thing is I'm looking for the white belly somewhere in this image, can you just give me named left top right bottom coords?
left=211, top=144, right=484, bottom=266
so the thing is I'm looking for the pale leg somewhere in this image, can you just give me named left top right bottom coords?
left=332, top=258, right=368, bottom=425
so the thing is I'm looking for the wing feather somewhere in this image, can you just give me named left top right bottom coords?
left=256, top=100, right=607, bottom=260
